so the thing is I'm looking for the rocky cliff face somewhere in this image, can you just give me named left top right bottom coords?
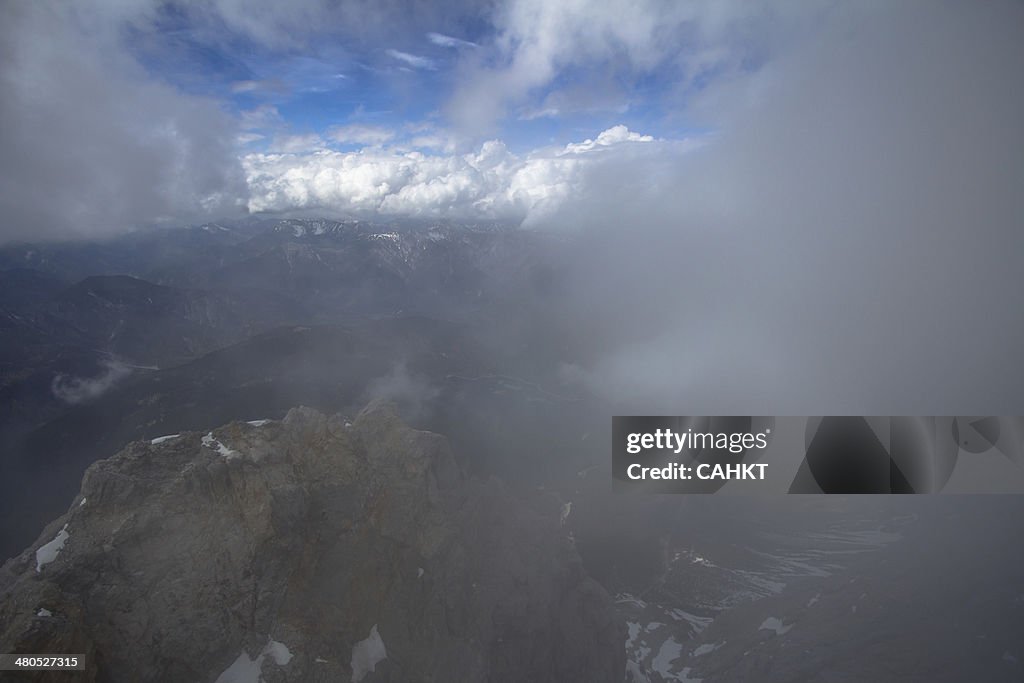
left=0, top=403, right=624, bottom=682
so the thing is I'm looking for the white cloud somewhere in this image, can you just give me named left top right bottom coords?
left=240, top=104, right=285, bottom=131
left=243, top=125, right=674, bottom=223
left=447, top=0, right=788, bottom=133
left=386, top=49, right=438, bottom=71
left=561, top=125, right=653, bottom=154
left=427, top=32, right=478, bottom=49
left=231, top=80, right=264, bottom=94
left=268, top=133, right=327, bottom=153
left=329, top=124, right=395, bottom=146
left=0, top=2, right=247, bottom=241
left=406, top=134, right=451, bottom=151
left=517, top=86, right=632, bottom=121
left=532, top=0, right=1024, bottom=415
left=51, top=360, right=133, bottom=405
left=230, top=79, right=290, bottom=95
left=236, top=132, right=265, bottom=146
left=517, top=106, right=561, bottom=121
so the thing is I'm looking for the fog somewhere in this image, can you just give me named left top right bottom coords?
left=524, top=1, right=1024, bottom=415
left=2, top=1, right=1021, bottom=506
left=0, top=3, right=247, bottom=242
left=1, top=5, right=1023, bottom=678
left=50, top=359, right=134, bottom=405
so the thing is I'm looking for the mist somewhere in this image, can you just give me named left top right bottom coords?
left=50, top=359, right=133, bottom=405
left=364, top=361, right=441, bottom=422
left=0, top=3, right=248, bottom=242
left=523, top=1, right=1024, bottom=416
left=1, top=3, right=1023, bottom=680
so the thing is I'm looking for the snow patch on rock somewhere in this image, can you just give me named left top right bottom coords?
left=350, top=624, right=387, bottom=682
left=35, top=524, right=69, bottom=572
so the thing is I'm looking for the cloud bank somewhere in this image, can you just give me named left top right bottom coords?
left=243, top=125, right=672, bottom=223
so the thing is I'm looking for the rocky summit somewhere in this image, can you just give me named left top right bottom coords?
left=0, top=403, right=624, bottom=682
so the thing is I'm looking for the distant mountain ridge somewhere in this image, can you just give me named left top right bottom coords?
left=0, top=217, right=523, bottom=284
left=0, top=218, right=584, bottom=561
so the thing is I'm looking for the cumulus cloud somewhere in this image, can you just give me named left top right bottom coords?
left=561, top=125, right=654, bottom=154
left=0, top=0, right=497, bottom=243
left=242, top=125, right=669, bottom=222
left=0, top=0, right=818, bottom=242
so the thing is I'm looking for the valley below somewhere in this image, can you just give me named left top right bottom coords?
left=1, top=219, right=1021, bottom=682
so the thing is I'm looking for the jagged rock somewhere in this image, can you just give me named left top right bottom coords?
left=0, top=403, right=624, bottom=682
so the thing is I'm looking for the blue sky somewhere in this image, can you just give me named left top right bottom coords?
left=118, top=0, right=748, bottom=154
left=0, top=0, right=800, bottom=239
left=3, top=0, right=1021, bottom=245
left=3, top=1, right=1023, bottom=417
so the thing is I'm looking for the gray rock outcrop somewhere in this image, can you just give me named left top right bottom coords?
left=0, top=403, right=624, bottom=682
